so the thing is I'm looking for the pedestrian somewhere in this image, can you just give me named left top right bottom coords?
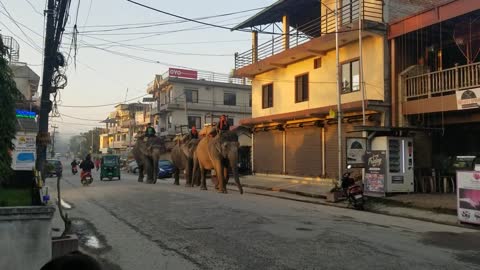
left=95, top=157, right=101, bottom=171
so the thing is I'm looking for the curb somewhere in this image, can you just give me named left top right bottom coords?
left=228, top=183, right=473, bottom=229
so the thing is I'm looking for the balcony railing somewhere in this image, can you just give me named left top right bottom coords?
left=234, top=0, right=383, bottom=70
left=404, top=62, right=480, bottom=100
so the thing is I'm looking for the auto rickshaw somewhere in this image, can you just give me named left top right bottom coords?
left=100, top=154, right=121, bottom=181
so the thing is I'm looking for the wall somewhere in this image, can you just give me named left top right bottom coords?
left=252, top=36, right=385, bottom=118
left=0, top=206, right=55, bottom=270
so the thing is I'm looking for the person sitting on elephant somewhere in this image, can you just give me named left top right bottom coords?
left=217, top=115, right=230, bottom=132
left=145, top=123, right=156, bottom=138
left=190, top=125, right=199, bottom=139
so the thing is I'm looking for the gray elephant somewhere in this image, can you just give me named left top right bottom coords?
left=170, top=134, right=200, bottom=186
left=193, top=131, right=243, bottom=194
left=132, top=136, right=166, bottom=184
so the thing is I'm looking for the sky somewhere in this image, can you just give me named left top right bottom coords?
left=1, top=0, right=275, bottom=138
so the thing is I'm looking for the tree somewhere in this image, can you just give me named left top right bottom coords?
left=0, top=36, right=23, bottom=185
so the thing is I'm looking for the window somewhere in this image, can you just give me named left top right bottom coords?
left=227, top=118, right=234, bottom=127
left=341, top=60, right=360, bottom=94
left=185, top=89, right=198, bottom=103
left=167, top=115, right=172, bottom=129
left=167, top=90, right=172, bottom=103
left=249, top=94, right=252, bottom=107
left=295, top=73, right=309, bottom=103
left=224, top=92, right=236, bottom=106
left=314, top=58, right=322, bottom=69
left=188, top=116, right=201, bottom=128
left=122, top=134, right=127, bottom=141
left=262, top=84, right=273, bottom=108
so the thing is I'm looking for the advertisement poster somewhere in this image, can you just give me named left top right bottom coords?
left=457, top=171, right=480, bottom=225
left=168, top=68, right=198, bottom=79
left=346, top=137, right=367, bottom=167
left=11, top=134, right=36, bottom=171
left=364, top=151, right=386, bottom=197
left=456, top=88, right=480, bottom=110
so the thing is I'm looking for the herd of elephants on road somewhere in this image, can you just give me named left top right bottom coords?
left=132, top=126, right=244, bottom=194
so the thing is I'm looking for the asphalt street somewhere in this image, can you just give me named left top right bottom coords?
left=47, top=168, right=480, bottom=270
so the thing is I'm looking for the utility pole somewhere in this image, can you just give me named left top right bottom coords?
left=335, top=0, right=342, bottom=184
left=50, top=125, right=58, bottom=158
left=37, top=0, right=69, bottom=176
left=359, top=0, right=366, bottom=125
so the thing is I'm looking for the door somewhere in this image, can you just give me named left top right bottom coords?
left=285, top=127, right=322, bottom=177
left=253, top=130, right=283, bottom=174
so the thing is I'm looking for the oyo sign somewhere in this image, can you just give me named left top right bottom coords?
left=169, top=68, right=198, bottom=79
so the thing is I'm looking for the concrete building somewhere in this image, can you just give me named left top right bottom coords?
left=147, top=68, right=251, bottom=140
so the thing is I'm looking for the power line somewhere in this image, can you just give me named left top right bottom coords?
left=24, top=0, right=43, bottom=16
left=59, top=113, right=105, bottom=122
left=58, top=93, right=150, bottom=108
left=0, top=2, right=43, bottom=51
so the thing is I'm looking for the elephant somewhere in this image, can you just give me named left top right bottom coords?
left=193, top=131, right=243, bottom=194
left=132, top=136, right=166, bottom=184
left=170, top=134, right=200, bottom=186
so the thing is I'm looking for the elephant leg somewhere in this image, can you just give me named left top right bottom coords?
left=198, top=164, right=207, bottom=191
left=186, top=159, right=193, bottom=187
left=173, top=167, right=180, bottom=185
left=145, top=158, right=154, bottom=184
left=138, top=164, right=144, bottom=182
left=214, top=160, right=226, bottom=193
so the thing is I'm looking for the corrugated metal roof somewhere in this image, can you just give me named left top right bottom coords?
left=386, top=0, right=455, bottom=23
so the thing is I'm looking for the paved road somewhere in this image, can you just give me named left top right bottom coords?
left=48, top=169, right=480, bottom=270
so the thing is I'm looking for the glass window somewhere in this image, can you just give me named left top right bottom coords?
left=262, top=84, right=273, bottom=108
left=295, top=74, right=309, bottom=103
left=341, top=60, right=360, bottom=94
left=224, top=92, right=236, bottom=106
left=187, top=116, right=201, bottom=129
left=185, top=89, right=198, bottom=103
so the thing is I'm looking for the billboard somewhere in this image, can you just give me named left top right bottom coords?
left=168, top=68, right=198, bottom=79
left=364, top=150, right=386, bottom=197
left=11, top=134, right=36, bottom=171
left=456, top=88, right=480, bottom=110
left=346, top=137, right=366, bottom=167
left=457, top=171, right=480, bottom=225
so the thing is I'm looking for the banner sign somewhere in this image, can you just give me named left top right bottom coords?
left=11, top=134, right=36, bottom=171
left=456, top=88, right=480, bottom=110
left=346, top=137, right=367, bottom=167
left=16, top=109, right=36, bottom=119
left=457, top=170, right=480, bottom=225
left=364, top=150, right=386, bottom=197
left=168, top=68, right=198, bottom=79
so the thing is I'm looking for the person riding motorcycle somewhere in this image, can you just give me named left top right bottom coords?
left=79, top=154, right=95, bottom=180
left=71, top=159, right=78, bottom=174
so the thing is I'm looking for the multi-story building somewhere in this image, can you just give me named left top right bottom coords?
left=147, top=68, right=251, bottom=140
left=99, top=103, right=151, bottom=155
left=390, top=0, right=480, bottom=178
left=233, top=0, right=440, bottom=179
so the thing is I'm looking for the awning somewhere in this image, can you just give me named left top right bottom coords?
left=232, top=0, right=321, bottom=31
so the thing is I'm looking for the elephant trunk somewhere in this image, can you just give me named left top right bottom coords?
left=228, top=150, right=243, bottom=194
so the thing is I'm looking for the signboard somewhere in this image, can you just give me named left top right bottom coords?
left=168, top=68, right=198, bottom=79
left=11, top=134, right=36, bottom=171
left=456, top=88, right=480, bottom=110
left=364, top=150, right=386, bottom=196
left=346, top=137, right=366, bottom=167
left=16, top=109, right=36, bottom=119
left=457, top=170, right=480, bottom=225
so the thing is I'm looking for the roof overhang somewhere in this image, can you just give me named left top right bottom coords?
left=388, top=0, right=480, bottom=39
left=232, top=0, right=321, bottom=31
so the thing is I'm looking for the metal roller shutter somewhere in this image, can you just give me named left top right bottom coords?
left=285, top=127, right=322, bottom=177
left=324, top=123, right=362, bottom=178
left=253, top=130, right=283, bottom=174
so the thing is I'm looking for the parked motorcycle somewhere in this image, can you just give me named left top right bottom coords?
left=341, top=165, right=365, bottom=210
left=72, top=166, right=78, bottom=175
left=80, top=171, right=93, bottom=186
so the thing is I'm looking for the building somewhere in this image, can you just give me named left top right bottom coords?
left=391, top=0, right=480, bottom=181
left=147, top=68, right=251, bottom=141
left=233, top=0, right=441, bottom=180
left=99, top=103, right=151, bottom=155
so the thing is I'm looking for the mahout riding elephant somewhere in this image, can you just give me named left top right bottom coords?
left=132, top=136, right=166, bottom=184
left=193, top=131, right=243, bottom=194
left=170, top=134, right=200, bottom=186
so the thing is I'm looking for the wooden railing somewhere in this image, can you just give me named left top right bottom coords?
left=404, top=62, right=480, bottom=100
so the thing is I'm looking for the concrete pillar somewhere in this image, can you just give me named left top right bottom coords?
left=282, top=15, right=290, bottom=50
left=252, top=31, right=258, bottom=63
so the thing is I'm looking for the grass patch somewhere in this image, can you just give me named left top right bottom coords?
left=0, top=188, right=31, bottom=207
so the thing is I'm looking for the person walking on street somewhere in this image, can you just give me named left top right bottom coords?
left=95, top=158, right=101, bottom=171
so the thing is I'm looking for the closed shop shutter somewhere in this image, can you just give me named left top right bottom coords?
left=285, top=127, right=322, bottom=177
left=253, top=130, right=283, bottom=174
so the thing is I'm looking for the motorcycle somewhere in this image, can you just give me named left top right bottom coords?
left=341, top=165, right=365, bottom=210
left=72, top=166, right=78, bottom=175
left=80, top=171, right=93, bottom=186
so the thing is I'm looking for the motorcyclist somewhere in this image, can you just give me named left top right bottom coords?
left=71, top=159, right=78, bottom=174
left=79, top=154, right=95, bottom=180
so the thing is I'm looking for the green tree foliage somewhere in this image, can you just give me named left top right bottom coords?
left=0, top=36, right=23, bottom=185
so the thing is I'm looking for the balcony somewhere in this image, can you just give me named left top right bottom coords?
left=401, top=62, right=480, bottom=115
left=234, top=0, right=383, bottom=76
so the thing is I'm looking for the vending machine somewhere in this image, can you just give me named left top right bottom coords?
left=371, top=136, right=414, bottom=193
